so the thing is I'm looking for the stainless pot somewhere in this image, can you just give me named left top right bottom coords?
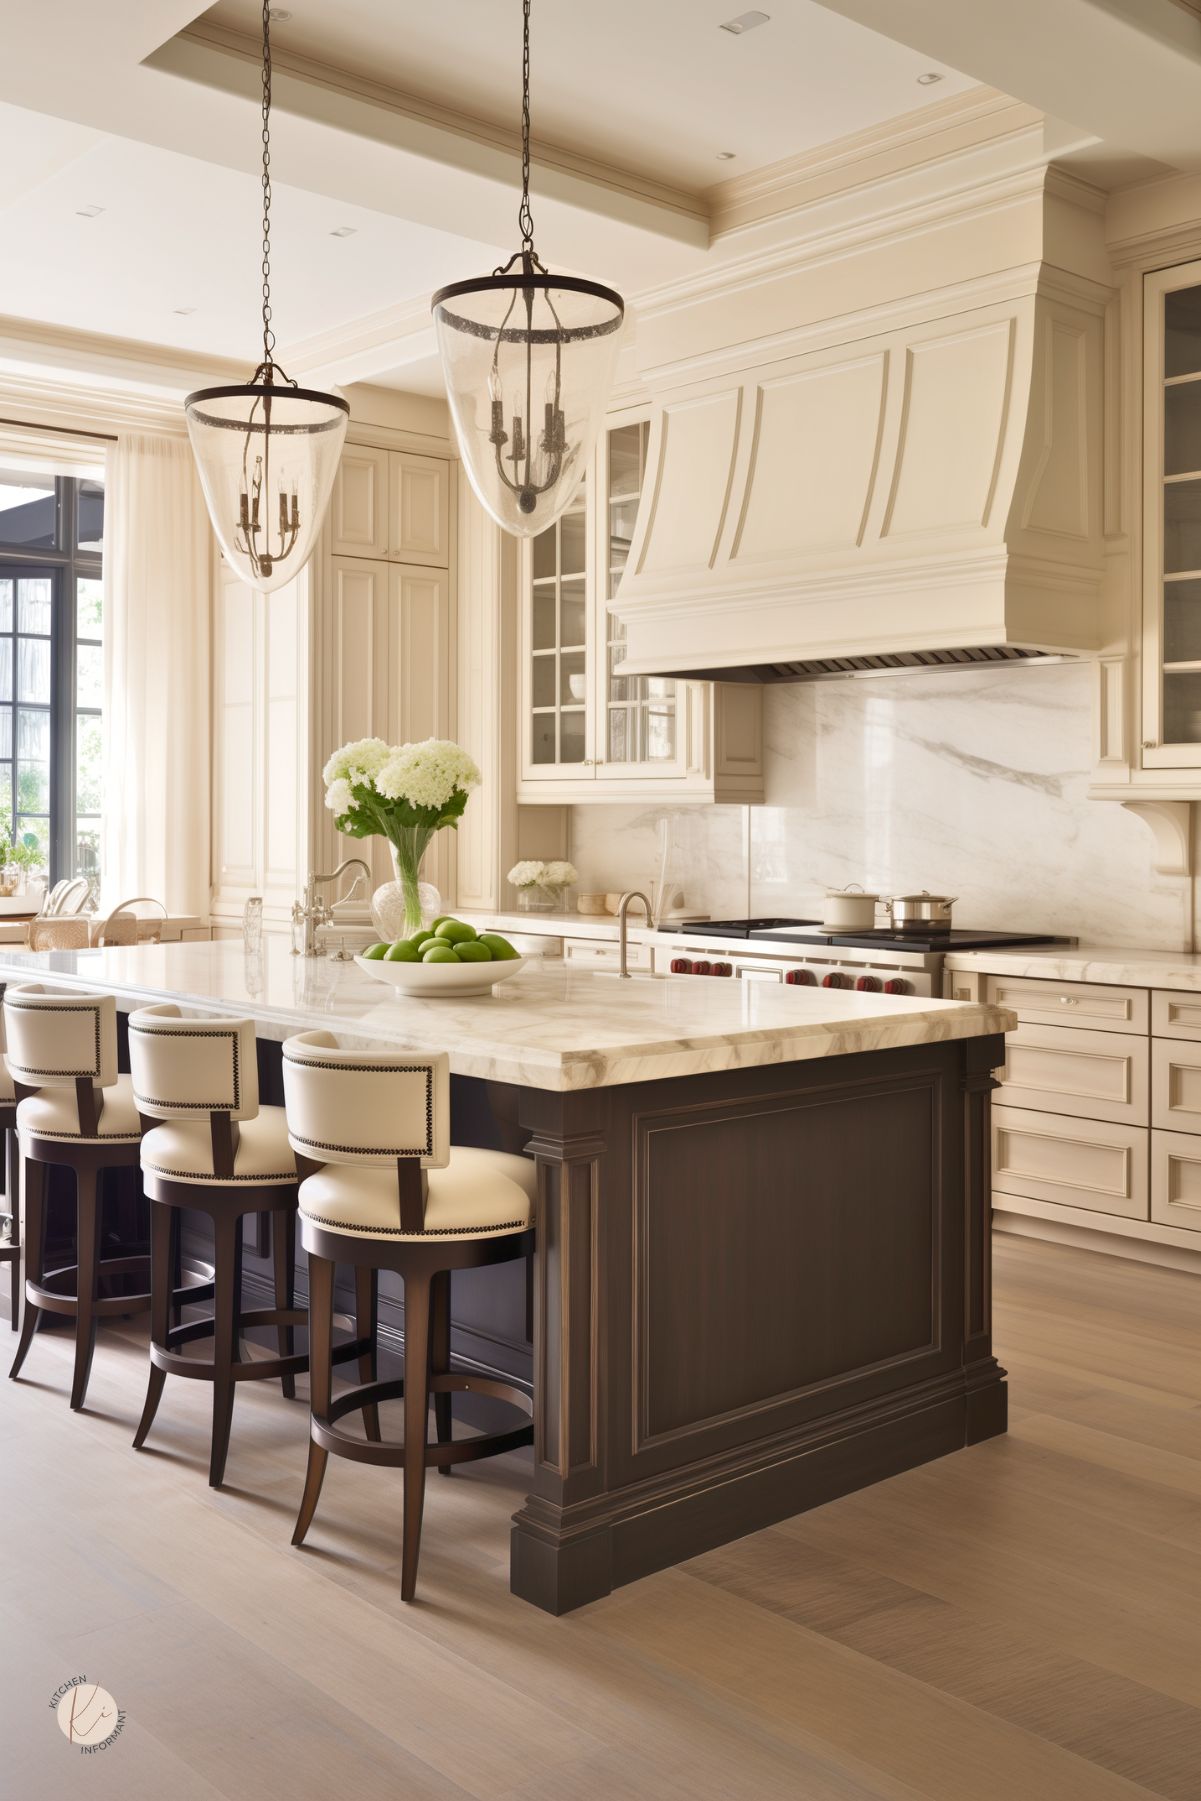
left=883, top=891, right=957, bottom=930
left=822, top=885, right=881, bottom=931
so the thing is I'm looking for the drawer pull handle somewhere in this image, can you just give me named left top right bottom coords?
left=1059, top=996, right=1079, bottom=1006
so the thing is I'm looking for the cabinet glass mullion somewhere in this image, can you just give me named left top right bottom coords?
left=529, top=477, right=587, bottom=767
left=605, top=420, right=675, bottom=766
left=1158, top=279, right=1201, bottom=748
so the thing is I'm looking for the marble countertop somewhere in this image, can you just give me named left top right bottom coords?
left=944, top=943, right=1201, bottom=991
left=0, top=940, right=1014, bottom=1092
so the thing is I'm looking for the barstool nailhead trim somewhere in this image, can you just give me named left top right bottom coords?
left=130, top=1027, right=242, bottom=1113
left=300, top=1208, right=527, bottom=1239
left=5, top=1000, right=103, bottom=1078
left=282, top=1056, right=435, bottom=1158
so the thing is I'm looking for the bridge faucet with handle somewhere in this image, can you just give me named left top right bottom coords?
left=292, top=858, right=373, bottom=958
left=616, top=890, right=652, bottom=978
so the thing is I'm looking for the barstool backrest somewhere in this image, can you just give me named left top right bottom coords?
left=281, top=1031, right=450, bottom=1170
left=128, top=1003, right=260, bottom=1122
left=4, top=983, right=119, bottom=1089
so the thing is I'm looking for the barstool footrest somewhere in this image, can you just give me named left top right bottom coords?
left=147, top=1313, right=368, bottom=1383
left=27, top=1258, right=210, bottom=1319
left=312, top=1372, right=534, bottom=1469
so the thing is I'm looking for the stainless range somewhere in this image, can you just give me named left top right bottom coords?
left=660, top=919, right=1072, bottom=998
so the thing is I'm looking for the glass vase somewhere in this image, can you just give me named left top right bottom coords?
left=371, top=829, right=441, bottom=941
left=516, top=883, right=562, bottom=913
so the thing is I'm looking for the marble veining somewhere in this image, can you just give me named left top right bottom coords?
left=0, top=941, right=1014, bottom=1093
left=946, top=944, right=1201, bottom=991
left=568, top=663, right=1188, bottom=950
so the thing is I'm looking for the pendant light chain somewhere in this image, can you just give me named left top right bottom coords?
left=260, top=0, right=275, bottom=372
left=517, top=0, right=535, bottom=255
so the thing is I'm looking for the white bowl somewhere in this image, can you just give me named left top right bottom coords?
left=355, top=952, right=526, bottom=998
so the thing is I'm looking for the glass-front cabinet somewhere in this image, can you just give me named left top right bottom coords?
left=519, top=407, right=763, bottom=801
left=1143, top=260, right=1201, bottom=768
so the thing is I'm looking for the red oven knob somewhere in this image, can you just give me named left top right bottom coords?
left=670, top=957, right=693, bottom=974
left=883, top=978, right=912, bottom=995
left=713, top=961, right=733, bottom=976
left=785, top=967, right=816, bottom=986
left=693, top=960, right=712, bottom=976
left=855, top=975, right=882, bottom=992
left=822, top=971, right=850, bottom=989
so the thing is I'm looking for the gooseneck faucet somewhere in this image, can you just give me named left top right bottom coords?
left=616, top=890, right=652, bottom=978
left=292, top=858, right=372, bottom=957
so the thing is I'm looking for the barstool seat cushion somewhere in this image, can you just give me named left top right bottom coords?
left=141, top=1103, right=296, bottom=1187
left=299, top=1146, right=536, bottom=1241
left=17, top=1072, right=142, bottom=1142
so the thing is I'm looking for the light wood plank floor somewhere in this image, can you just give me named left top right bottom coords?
left=1, top=1236, right=1198, bottom=1801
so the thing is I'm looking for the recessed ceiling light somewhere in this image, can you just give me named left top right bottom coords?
left=719, top=10, right=770, bottom=35
left=173, top=306, right=197, bottom=316
left=716, top=151, right=737, bottom=161
left=329, top=225, right=357, bottom=238
left=75, top=204, right=104, bottom=218
left=916, top=71, right=944, bottom=85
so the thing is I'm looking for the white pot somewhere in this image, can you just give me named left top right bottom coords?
left=822, top=886, right=880, bottom=931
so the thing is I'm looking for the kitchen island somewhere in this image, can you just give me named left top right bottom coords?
left=0, top=941, right=1015, bottom=1613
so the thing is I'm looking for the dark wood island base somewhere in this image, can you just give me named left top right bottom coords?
left=507, top=1033, right=1007, bottom=1614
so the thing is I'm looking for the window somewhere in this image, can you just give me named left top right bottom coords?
left=0, top=468, right=104, bottom=884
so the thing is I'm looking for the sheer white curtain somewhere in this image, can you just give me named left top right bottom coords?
left=103, top=432, right=211, bottom=917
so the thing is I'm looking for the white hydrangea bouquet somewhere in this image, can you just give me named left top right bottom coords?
left=324, top=736, right=481, bottom=937
left=507, top=858, right=578, bottom=911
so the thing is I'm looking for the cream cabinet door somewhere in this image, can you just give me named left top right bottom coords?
left=997, top=1024, right=1148, bottom=1125
left=389, top=453, right=450, bottom=567
left=1150, top=1129, right=1201, bottom=1232
left=389, top=563, right=454, bottom=897
left=330, top=447, right=389, bottom=558
left=1151, top=1037, right=1201, bottom=1132
left=992, top=1105, right=1149, bottom=1220
left=321, top=558, right=394, bottom=888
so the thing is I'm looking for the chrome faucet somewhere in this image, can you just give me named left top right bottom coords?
left=292, top=858, right=372, bottom=957
left=616, top=890, right=652, bottom=978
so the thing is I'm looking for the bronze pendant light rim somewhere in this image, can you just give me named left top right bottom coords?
left=185, top=383, right=351, bottom=434
left=431, top=271, right=624, bottom=346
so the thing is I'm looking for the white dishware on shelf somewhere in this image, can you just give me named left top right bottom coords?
left=354, top=953, right=526, bottom=998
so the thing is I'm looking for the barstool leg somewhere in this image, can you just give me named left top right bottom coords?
left=6, top=1128, right=19, bottom=1332
left=292, top=1254, right=333, bottom=1546
left=133, top=1203, right=175, bottom=1450
left=70, top=1165, right=101, bottom=1412
left=9, top=1157, right=43, bottom=1379
left=209, top=1212, right=243, bottom=1488
left=354, top=1265, right=381, bottom=1443
left=273, top=1205, right=296, bottom=1400
left=431, top=1269, right=452, bottom=1477
left=400, top=1270, right=432, bottom=1603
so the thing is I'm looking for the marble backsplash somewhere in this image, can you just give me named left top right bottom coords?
left=567, top=661, right=1192, bottom=950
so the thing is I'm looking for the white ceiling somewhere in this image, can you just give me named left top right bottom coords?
left=203, top=0, right=973, bottom=193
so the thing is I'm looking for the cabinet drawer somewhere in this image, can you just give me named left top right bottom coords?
left=563, top=936, right=651, bottom=972
left=1150, top=1130, right=1201, bottom=1233
left=992, top=1105, right=1148, bottom=1220
left=1151, top=989, right=1201, bottom=1041
left=1151, top=1037, right=1201, bottom=1131
left=997, top=1024, right=1148, bottom=1125
left=984, top=975, right=1147, bottom=1034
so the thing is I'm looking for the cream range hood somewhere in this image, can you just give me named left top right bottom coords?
left=612, top=287, right=1106, bottom=682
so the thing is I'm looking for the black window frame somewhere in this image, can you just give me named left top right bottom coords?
left=0, top=474, right=103, bottom=883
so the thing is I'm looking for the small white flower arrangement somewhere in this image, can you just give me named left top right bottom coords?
left=507, top=858, right=579, bottom=911
left=323, top=735, right=481, bottom=935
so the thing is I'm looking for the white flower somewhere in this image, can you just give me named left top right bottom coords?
left=324, top=777, right=353, bottom=817
left=507, top=860, right=546, bottom=888
left=322, top=737, right=390, bottom=788
left=544, top=860, right=578, bottom=887
left=376, top=739, right=481, bottom=810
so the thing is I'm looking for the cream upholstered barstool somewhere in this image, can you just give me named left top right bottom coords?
left=127, top=1004, right=372, bottom=1488
left=282, top=1031, right=536, bottom=1602
left=5, top=984, right=160, bottom=1409
left=0, top=986, right=21, bottom=1331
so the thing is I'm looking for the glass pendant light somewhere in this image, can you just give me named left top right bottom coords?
left=185, top=1, right=348, bottom=592
left=432, top=0, right=624, bottom=537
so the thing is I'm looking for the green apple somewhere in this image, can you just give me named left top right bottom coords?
left=454, top=940, right=493, bottom=963
left=435, top=918, right=478, bottom=944
left=384, top=940, right=419, bottom=962
left=479, top=933, right=519, bottom=960
left=361, top=942, right=389, bottom=960
left=429, top=915, right=455, bottom=931
left=409, top=930, right=437, bottom=950
left=421, top=942, right=459, bottom=963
